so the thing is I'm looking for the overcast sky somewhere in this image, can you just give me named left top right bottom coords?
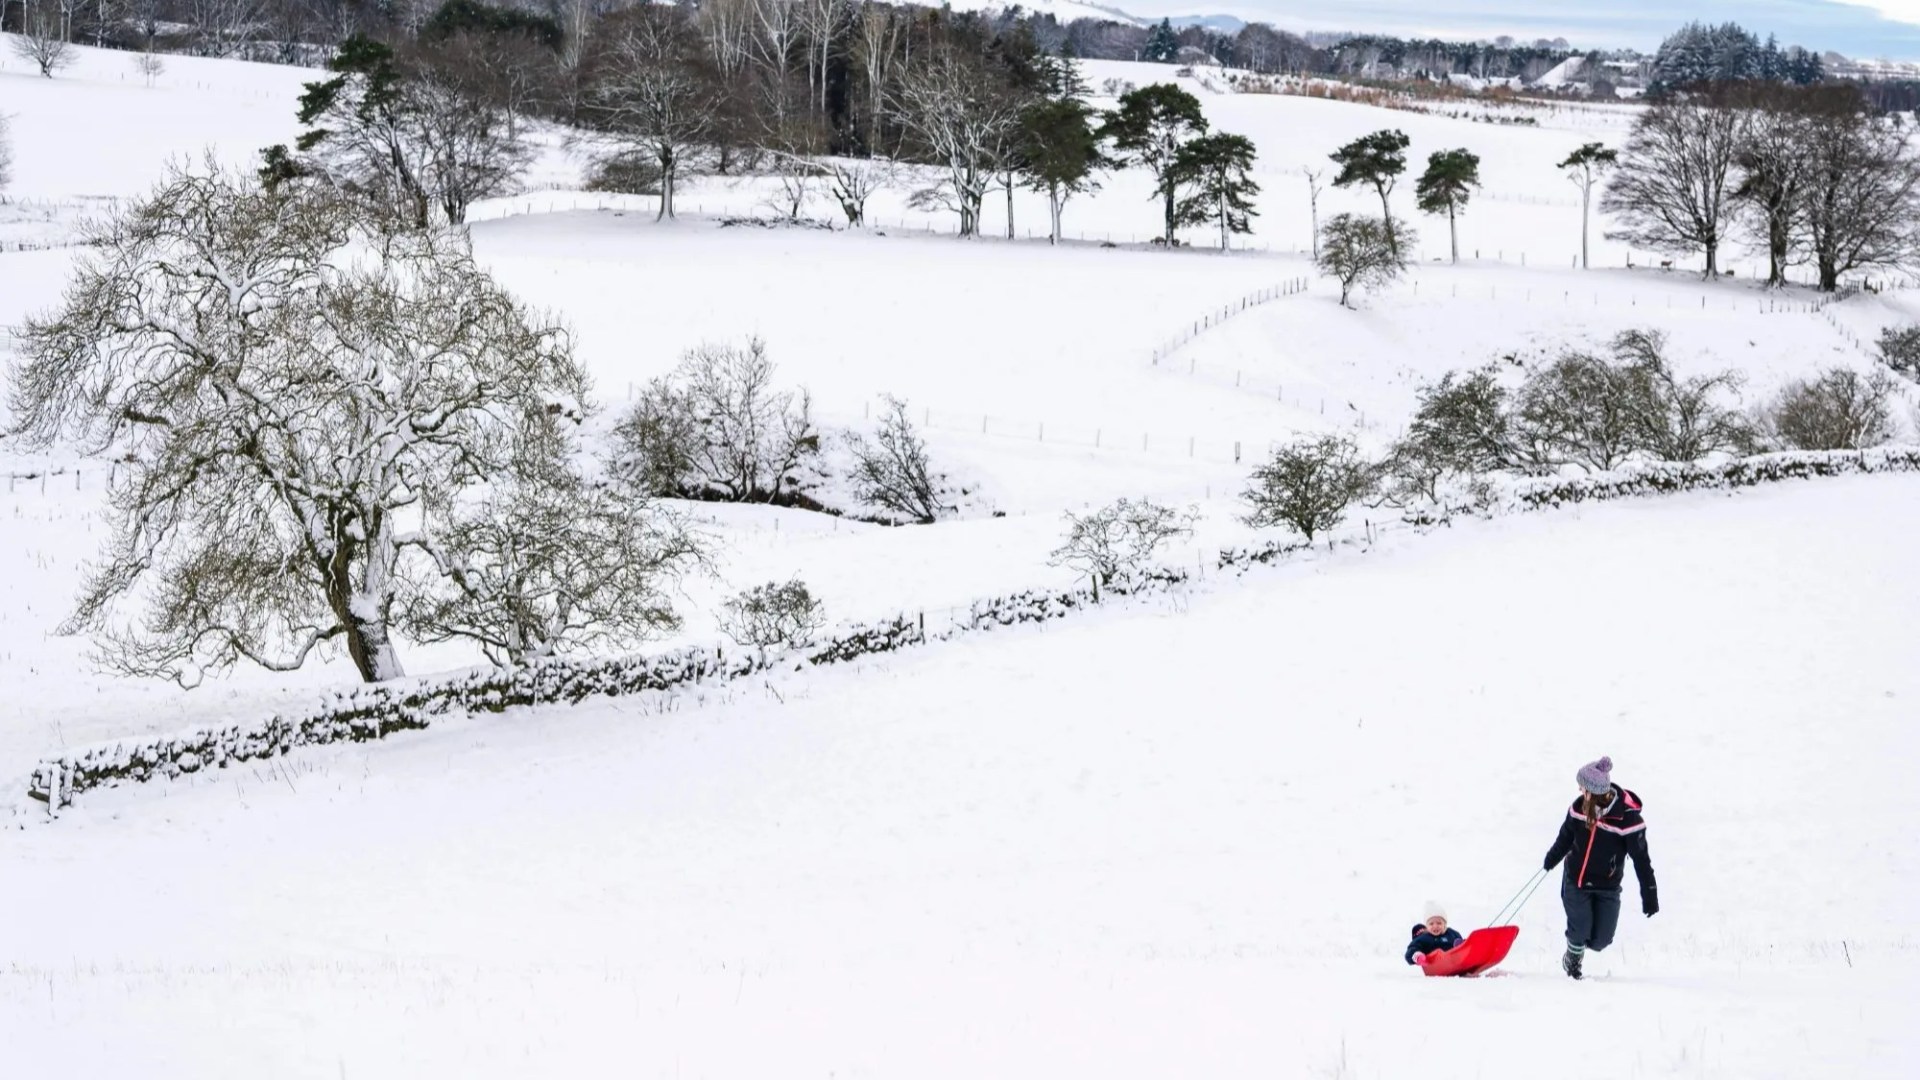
left=1119, top=0, right=1920, bottom=60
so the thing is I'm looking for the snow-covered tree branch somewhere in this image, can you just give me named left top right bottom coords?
left=8, top=168, right=589, bottom=685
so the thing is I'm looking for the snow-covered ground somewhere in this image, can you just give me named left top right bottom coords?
left=5, top=40, right=1920, bottom=776
left=5, top=475, right=1918, bottom=1078
left=5, top=35, right=1920, bottom=1080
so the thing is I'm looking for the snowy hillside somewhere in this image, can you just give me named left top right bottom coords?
left=4, top=35, right=1920, bottom=1078
left=4, top=41, right=1918, bottom=775
left=5, top=476, right=1918, bottom=1078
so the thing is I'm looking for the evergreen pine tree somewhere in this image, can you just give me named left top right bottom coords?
left=1174, top=133, right=1261, bottom=251
left=1415, top=148, right=1481, bottom=265
left=1144, top=19, right=1180, bottom=63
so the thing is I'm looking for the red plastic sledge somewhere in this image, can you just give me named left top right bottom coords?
left=1418, top=926, right=1520, bottom=977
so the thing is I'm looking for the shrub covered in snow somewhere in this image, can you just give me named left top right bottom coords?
left=846, top=396, right=952, bottom=524
left=1379, top=366, right=1525, bottom=507
left=1876, top=324, right=1920, bottom=381
left=1757, top=368, right=1896, bottom=451
left=1512, top=446, right=1920, bottom=508
left=612, top=338, right=822, bottom=505
left=720, top=580, right=828, bottom=649
left=1049, top=498, right=1197, bottom=597
left=30, top=446, right=1920, bottom=813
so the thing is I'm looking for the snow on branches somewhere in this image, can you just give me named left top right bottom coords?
left=8, top=166, right=696, bottom=685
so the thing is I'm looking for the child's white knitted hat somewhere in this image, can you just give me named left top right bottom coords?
left=1423, top=901, right=1448, bottom=922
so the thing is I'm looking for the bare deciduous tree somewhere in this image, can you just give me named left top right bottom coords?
left=1758, top=368, right=1896, bottom=450
left=1798, top=108, right=1920, bottom=292
left=1514, top=348, right=1646, bottom=473
left=796, top=0, right=846, bottom=115
left=1612, top=329, right=1752, bottom=461
left=615, top=338, right=820, bottom=503
left=591, top=12, right=719, bottom=221
left=721, top=579, right=826, bottom=649
left=697, top=0, right=759, bottom=80
left=892, top=43, right=1025, bottom=237
left=399, top=414, right=708, bottom=666
left=7, top=169, right=585, bottom=685
left=1317, top=212, right=1409, bottom=307
left=1302, top=166, right=1325, bottom=260
left=133, top=48, right=166, bottom=88
left=1049, top=498, right=1195, bottom=597
left=822, top=155, right=893, bottom=227
left=847, top=395, right=950, bottom=523
left=1243, top=436, right=1377, bottom=542
left=856, top=2, right=907, bottom=143
left=1602, top=96, right=1743, bottom=277
left=10, top=4, right=76, bottom=78
left=1379, top=367, right=1525, bottom=507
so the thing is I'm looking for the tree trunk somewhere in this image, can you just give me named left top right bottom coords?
left=1703, top=237, right=1718, bottom=278
left=1049, top=188, right=1062, bottom=245
left=1449, top=205, right=1458, bottom=264
left=660, top=161, right=675, bottom=221
left=1377, top=185, right=1396, bottom=256
left=1580, top=188, right=1590, bottom=270
left=1163, top=184, right=1177, bottom=245
left=1006, top=171, right=1015, bottom=239
left=324, top=547, right=404, bottom=684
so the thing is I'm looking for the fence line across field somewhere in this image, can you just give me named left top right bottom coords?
left=1393, top=277, right=1842, bottom=316
left=1149, top=278, right=1312, bottom=365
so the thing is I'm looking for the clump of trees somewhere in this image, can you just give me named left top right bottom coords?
left=1649, top=22, right=1823, bottom=94
left=1605, top=83, right=1920, bottom=290
left=7, top=168, right=704, bottom=684
left=263, top=32, right=538, bottom=228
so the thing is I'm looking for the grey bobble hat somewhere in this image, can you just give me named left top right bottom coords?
left=1577, top=756, right=1614, bottom=795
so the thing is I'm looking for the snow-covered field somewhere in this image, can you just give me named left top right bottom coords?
left=5, top=476, right=1918, bottom=1078
left=4, top=38, right=1920, bottom=1078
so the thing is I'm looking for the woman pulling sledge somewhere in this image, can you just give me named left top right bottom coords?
left=1542, top=756, right=1658, bottom=979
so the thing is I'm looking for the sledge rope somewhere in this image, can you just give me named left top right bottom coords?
left=1485, top=868, right=1550, bottom=929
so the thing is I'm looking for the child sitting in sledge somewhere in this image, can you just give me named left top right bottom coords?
left=1405, top=903, right=1464, bottom=965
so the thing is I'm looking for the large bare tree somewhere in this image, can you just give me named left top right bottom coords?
left=1798, top=107, right=1920, bottom=291
left=9, top=3, right=76, bottom=77
left=891, top=43, right=1025, bottom=237
left=1602, top=96, right=1744, bottom=277
left=7, top=170, right=585, bottom=685
left=591, top=10, right=720, bottom=221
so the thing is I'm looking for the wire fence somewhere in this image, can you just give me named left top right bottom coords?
left=1149, top=278, right=1311, bottom=364
left=1394, top=277, right=1841, bottom=316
